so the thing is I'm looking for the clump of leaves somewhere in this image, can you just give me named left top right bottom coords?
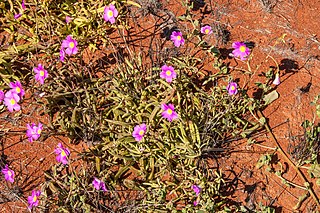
left=41, top=47, right=267, bottom=211
left=289, top=120, right=320, bottom=166
left=0, top=0, right=278, bottom=211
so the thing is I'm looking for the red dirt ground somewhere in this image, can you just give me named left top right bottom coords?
left=1, top=0, right=320, bottom=212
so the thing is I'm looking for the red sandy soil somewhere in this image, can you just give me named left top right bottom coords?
left=1, top=0, right=320, bottom=212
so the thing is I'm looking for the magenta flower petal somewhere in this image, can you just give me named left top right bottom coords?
left=92, top=177, right=107, bottom=192
left=92, top=177, right=100, bottom=190
left=27, top=190, right=41, bottom=209
left=192, top=185, right=201, bottom=196
left=170, top=31, right=185, bottom=47
left=132, top=123, right=147, bottom=142
left=9, top=81, right=25, bottom=98
left=14, top=14, right=22, bottom=19
left=232, top=42, right=250, bottom=60
left=200, top=25, right=212, bottom=35
left=100, top=181, right=107, bottom=192
left=59, top=48, right=66, bottom=62
left=226, top=82, right=238, bottom=96
left=2, top=165, right=15, bottom=183
left=104, top=4, right=118, bottom=24
left=61, top=35, right=78, bottom=56
left=22, top=0, right=26, bottom=10
left=4, top=90, right=20, bottom=112
left=34, top=64, right=48, bottom=84
left=161, top=103, right=178, bottom=122
left=65, top=16, right=72, bottom=23
left=26, top=122, right=42, bottom=142
left=160, top=65, right=176, bottom=83
left=55, top=143, right=70, bottom=165
left=0, top=90, right=4, bottom=103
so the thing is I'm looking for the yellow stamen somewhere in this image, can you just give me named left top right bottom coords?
left=166, top=70, right=172, bottom=76
left=108, top=10, right=113, bottom=17
left=167, top=109, right=173, bottom=115
left=10, top=99, right=15, bottom=105
left=231, top=86, right=235, bottom=90
left=40, top=71, right=44, bottom=77
left=16, top=87, right=21, bottom=93
left=61, top=150, right=66, bottom=157
left=239, top=46, right=246, bottom=52
left=176, top=36, right=181, bottom=41
left=37, top=129, right=41, bottom=134
left=69, top=42, right=75, bottom=48
left=8, top=171, right=12, bottom=176
left=205, top=29, right=209, bottom=34
left=33, top=196, right=37, bottom=202
left=138, top=130, right=144, bottom=136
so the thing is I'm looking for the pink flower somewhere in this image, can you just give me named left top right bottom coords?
left=226, top=82, right=238, bottom=96
left=0, top=90, right=4, bottom=103
left=170, top=31, right=185, bottom=47
left=2, top=165, right=15, bottom=183
left=27, top=190, right=41, bottom=209
left=14, top=0, right=26, bottom=20
left=160, top=65, right=176, bottom=83
left=232, top=42, right=250, bottom=60
left=4, top=90, right=20, bottom=112
left=193, top=200, right=199, bottom=206
left=34, top=64, right=48, bottom=84
left=92, top=177, right=107, bottom=191
left=61, top=35, right=78, bottom=56
left=161, top=103, right=178, bottom=122
left=55, top=143, right=70, bottom=165
left=132, top=123, right=147, bottom=142
left=22, top=0, right=26, bottom=10
left=59, top=48, right=65, bottom=62
left=65, top=16, right=72, bottom=24
left=103, top=4, right=118, bottom=24
left=273, top=73, right=280, bottom=85
left=192, top=185, right=201, bottom=196
left=200, top=25, right=212, bottom=35
left=14, top=14, right=22, bottom=19
left=9, top=81, right=25, bottom=98
left=26, top=123, right=43, bottom=142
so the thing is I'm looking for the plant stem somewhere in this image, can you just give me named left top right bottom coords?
left=257, top=110, right=320, bottom=209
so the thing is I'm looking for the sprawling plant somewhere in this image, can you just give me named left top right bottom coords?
left=0, top=0, right=277, bottom=212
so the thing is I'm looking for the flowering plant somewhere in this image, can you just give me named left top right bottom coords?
left=170, top=31, right=185, bottom=47
left=232, top=42, right=250, bottom=60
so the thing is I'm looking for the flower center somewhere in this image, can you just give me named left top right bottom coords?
left=176, top=36, right=181, bottom=41
left=205, top=29, right=209, bottom=34
left=33, top=196, right=37, bottom=202
left=231, top=86, right=235, bottom=90
left=37, top=129, right=41, bottom=134
left=166, top=70, right=172, bottom=76
left=239, top=46, right=246, bottom=52
left=69, top=42, right=75, bottom=48
left=8, top=171, right=12, bottom=176
left=61, top=150, right=66, bottom=157
left=40, top=70, right=44, bottom=77
left=16, top=87, right=21, bottom=93
left=10, top=99, right=15, bottom=105
left=108, top=10, right=113, bottom=17
left=138, top=130, right=145, bottom=136
left=167, top=109, right=173, bottom=115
